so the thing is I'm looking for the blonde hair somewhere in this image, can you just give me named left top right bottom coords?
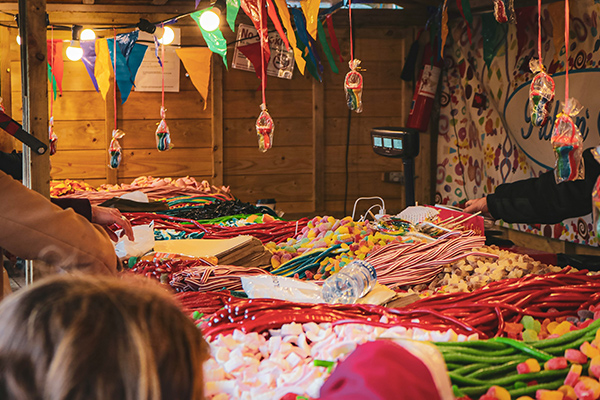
left=0, top=274, right=209, bottom=400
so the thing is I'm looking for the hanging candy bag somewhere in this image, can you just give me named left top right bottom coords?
left=345, top=59, right=363, bottom=113
left=48, top=116, right=58, bottom=156
left=109, top=129, right=125, bottom=169
left=156, top=106, right=173, bottom=152
left=551, top=98, right=584, bottom=183
left=256, top=103, right=274, bottom=153
left=529, top=58, right=555, bottom=127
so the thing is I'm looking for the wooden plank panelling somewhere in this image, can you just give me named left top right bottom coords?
left=224, top=146, right=313, bottom=175
left=223, top=90, right=312, bottom=119
left=119, top=119, right=212, bottom=149
left=225, top=173, right=313, bottom=203
left=324, top=117, right=406, bottom=146
left=51, top=149, right=106, bottom=179
left=325, top=145, right=405, bottom=173
left=225, top=118, right=312, bottom=147
left=324, top=89, right=405, bottom=118
left=118, top=147, right=213, bottom=179
left=52, top=121, right=105, bottom=150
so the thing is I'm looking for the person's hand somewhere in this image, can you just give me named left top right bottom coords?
left=464, top=197, right=490, bottom=216
left=91, top=206, right=135, bottom=242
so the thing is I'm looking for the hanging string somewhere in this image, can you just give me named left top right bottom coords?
left=161, top=24, right=165, bottom=110
left=348, top=0, right=354, bottom=61
left=259, top=0, right=266, bottom=105
left=537, top=0, right=542, bottom=64
left=50, top=25, right=54, bottom=118
left=564, top=0, right=569, bottom=103
left=113, top=27, right=118, bottom=131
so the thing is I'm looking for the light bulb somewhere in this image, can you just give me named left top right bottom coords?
left=16, top=35, right=21, bottom=45
left=199, top=10, right=220, bottom=32
left=80, top=29, right=96, bottom=41
left=66, top=44, right=83, bottom=61
left=157, top=26, right=175, bottom=45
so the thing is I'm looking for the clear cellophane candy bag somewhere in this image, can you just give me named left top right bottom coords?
left=593, top=147, right=600, bottom=240
left=256, top=103, right=274, bottom=153
left=493, top=0, right=515, bottom=23
left=156, top=106, right=173, bottom=152
left=529, top=58, right=555, bottom=127
left=551, top=98, right=584, bottom=183
left=109, top=129, right=125, bottom=169
left=48, top=116, right=58, bottom=156
left=345, top=59, right=363, bottom=113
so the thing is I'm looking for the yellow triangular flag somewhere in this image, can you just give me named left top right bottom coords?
left=94, top=39, right=112, bottom=101
left=176, top=47, right=212, bottom=110
left=300, top=0, right=320, bottom=40
left=274, top=0, right=306, bottom=74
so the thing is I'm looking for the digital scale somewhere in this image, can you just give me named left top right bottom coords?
left=371, top=127, right=420, bottom=206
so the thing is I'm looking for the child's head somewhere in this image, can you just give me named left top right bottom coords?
left=0, top=274, right=209, bottom=400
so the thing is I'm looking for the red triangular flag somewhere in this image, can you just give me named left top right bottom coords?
left=47, top=39, right=64, bottom=95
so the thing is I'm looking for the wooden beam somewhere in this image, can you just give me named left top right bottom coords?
left=0, top=26, right=15, bottom=152
left=82, top=0, right=95, bottom=4
left=211, top=55, right=223, bottom=187
left=0, top=3, right=194, bottom=14
left=312, top=79, right=325, bottom=215
left=152, top=0, right=170, bottom=5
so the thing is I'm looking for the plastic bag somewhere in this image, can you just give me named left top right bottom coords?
left=109, top=129, right=125, bottom=169
left=345, top=59, right=363, bottom=113
left=256, top=103, right=274, bottom=152
left=594, top=176, right=600, bottom=242
left=241, top=275, right=323, bottom=303
left=155, top=106, right=173, bottom=152
left=529, top=58, right=555, bottom=127
left=493, top=0, right=515, bottom=23
left=114, top=222, right=155, bottom=259
left=48, top=116, right=58, bottom=156
left=551, top=98, right=584, bottom=183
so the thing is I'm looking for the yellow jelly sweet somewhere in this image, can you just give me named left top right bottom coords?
left=553, top=321, right=574, bottom=336
left=486, top=385, right=511, bottom=400
left=558, top=384, right=577, bottom=400
left=582, top=341, right=600, bottom=359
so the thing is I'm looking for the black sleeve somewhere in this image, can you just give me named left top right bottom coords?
left=50, top=198, right=93, bottom=222
left=487, top=148, right=600, bottom=224
left=0, top=151, right=23, bottom=180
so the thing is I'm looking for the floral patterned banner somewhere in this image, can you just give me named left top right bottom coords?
left=437, top=0, right=600, bottom=246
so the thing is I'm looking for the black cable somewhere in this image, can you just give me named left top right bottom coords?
left=343, top=108, right=352, bottom=216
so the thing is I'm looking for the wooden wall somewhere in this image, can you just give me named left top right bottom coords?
left=1, top=9, right=431, bottom=219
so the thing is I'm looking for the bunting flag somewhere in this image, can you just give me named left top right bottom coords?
left=226, top=0, right=242, bottom=32
left=456, top=0, right=473, bottom=44
left=94, top=38, right=112, bottom=101
left=47, top=39, right=64, bottom=96
left=266, top=0, right=289, bottom=50
left=196, top=0, right=201, bottom=8
left=240, top=0, right=270, bottom=67
left=47, top=63, right=57, bottom=101
left=481, top=12, right=505, bottom=68
left=81, top=40, right=99, bottom=92
left=516, top=6, right=536, bottom=59
left=548, top=1, right=565, bottom=60
left=295, top=31, right=321, bottom=81
left=441, top=0, right=449, bottom=58
left=290, top=8, right=320, bottom=75
left=273, top=0, right=305, bottom=74
left=300, top=0, right=320, bottom=40
left=237, top=41, right=268, bottom=80
left=176, top=47, right=212, bottom=110
left=317, top=20, right=338, bottom=73
left=326, top=15, right=343, bottom=63
left=191, top=10, right=228, bottom=67
left=107, top=32, right=148, bottom=104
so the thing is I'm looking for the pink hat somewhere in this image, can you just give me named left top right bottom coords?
left=319, top=340, right=451, bottom=400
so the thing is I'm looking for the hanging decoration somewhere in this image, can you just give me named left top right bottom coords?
left=290, top=8, right=322, bottom=79
left=237, top=41, right=268, bottom=79
left=226, top=0, right=242, bottom=32
left=295, top=31, right=321, bottom=81
left=95, top=38, right=112, bottom=101
left=191, top=10, right=228, bottom=66
left=265, top=0, right=289, bottom=51
left=107, top=31, right=148, bottom=104
left=326, top=15, right=343, bottom=63
left=81, top=41, right=100, bottom=92
left=493, top=0, right=516, bottom=24
left=48, top=27, right=58, bottom=155
left=317, top=20, right=338, bottom=74
left=47, top=39, right=64, bottom=97
left=550, top=0, right=584, bottom=183
left=109, top=29, right=125, bottom=170
left=592, top=147, right=600, bottom=241
left=273, top=0, right=306, bottom=74
left=195, top=0, right=201, bottom=8
left=300, top=0, right=320, bottom=40
left=155, top=34, right=173, bottom=152
left=516, top=6, right=536, bottom=59
left=528, top=0, right=554, bottom=128
left=481, top=12, right=505, bottom=69
left=254, top=0, right=274, bottom=152
left=548, top=1, right=565, bottom=62
left=456, top=0, right=473, bottom=43
left=440, top=0, right=449, bottom=59
left=344, top=0, right=363, bottom=113
left=176, top=47, right=213, bottom=110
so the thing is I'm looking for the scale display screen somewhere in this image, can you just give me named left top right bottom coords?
left=373, top=136, right=382, bottom=147
left=371, top=127, right=419, bottom=158
left=393, top=139, right=403, bottom=150
left=383, top=137, right=393, bottom=148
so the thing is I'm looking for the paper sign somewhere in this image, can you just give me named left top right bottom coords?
left=135, top=28, right=181, bottom=92
left=232, top=23, right=294, bottom=79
